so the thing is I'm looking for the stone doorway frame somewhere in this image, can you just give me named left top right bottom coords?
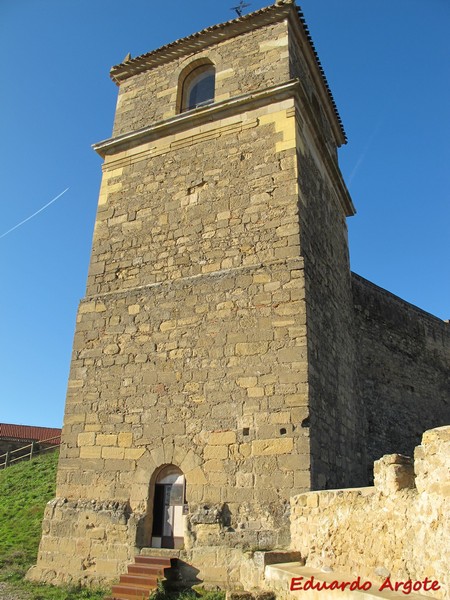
left=148, top=464, right=186, bottom=550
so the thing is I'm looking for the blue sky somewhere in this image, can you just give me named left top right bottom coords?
left=1, top=0, right=449, bottom=428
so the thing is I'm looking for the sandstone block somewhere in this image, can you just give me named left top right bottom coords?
left=374, top=453, right=415, bottom=494
left=187, top=466, right=207, bottom=485
left=204, top=459, right=225, bottom=472
left=251, top=437, right=293, bottom=456
left=235, top=342, right=268, bottom=356
left=247, top=387, right=264, bottom=398
left=209, top=431, right=236, bottom=445
left=118, top=432, right=133, bottom=447
left=124, top=448, right=145, bottom=460
left=236, top=377, right=257, bottom=388
left=96, top=434, right=118, bottom=446
left=101, top=446, right=125, bottom=460
left=128, top=304, right=140, bottom=315
left=204, top=445, right=229, bottom=460
left=77, top=432, right=96, bottom=447
left=79, top=447, right=102, bottom=459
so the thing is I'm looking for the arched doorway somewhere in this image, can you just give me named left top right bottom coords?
left=151, top=465, right=185, bottom=549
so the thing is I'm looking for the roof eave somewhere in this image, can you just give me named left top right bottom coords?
left=110, top=2, right=294, bottom=85
left=109, top=0, right=346, bottom=144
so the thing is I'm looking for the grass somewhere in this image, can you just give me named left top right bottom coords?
left=0, top=451, right=106, bottom=599
left=0, top=450, right=58, bottom=577
left=151, top=581, right=225, bottom=600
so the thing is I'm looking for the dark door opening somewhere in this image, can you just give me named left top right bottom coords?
left=151, top=467, right=185, bottom=549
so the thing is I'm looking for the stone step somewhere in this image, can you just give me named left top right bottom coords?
left=105, top=593, right=149, bottom=600
left=140, top=547, right=181, bottom=559
left=111, top=583, right=153, bottom=597
left=105, top=554, right=176, bottom=600
left=135, top=555, right=172, bottom=567
left=265, top=564, right=437, bottom=599
left=105, top=597, right=148, bottom=600
left=119, top=573, right=159, bottom=586
left=128, top=563, right=166, bottom=576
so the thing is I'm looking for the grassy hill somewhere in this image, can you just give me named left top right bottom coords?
left=0, top=450, right=58, bottom=578
left=0, top=451, right=105, bottom=599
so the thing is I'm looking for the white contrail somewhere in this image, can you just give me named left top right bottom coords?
left=347, top=83, right=401, bottom=187
left=348, top=117, right=384, bottom=186
left=0, top=188, right=70, bottom=240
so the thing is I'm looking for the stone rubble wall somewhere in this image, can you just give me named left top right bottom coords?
left=88, top=102, right=300, bottom=297
left=352, top=274, right=450, bottom=480
left=295, top=103, right=365, bottom=490
left=29, top=100, right=314, bottom=587
left=59, top=102, right=312, bottom=546
left=59, top=253, right=311, bottom=545
left=290, top=426, right=450, bottom=600
left=27, top=498, right=137, bottom=586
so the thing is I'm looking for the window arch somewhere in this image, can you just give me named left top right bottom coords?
left=179, top=62, right=215, bottom=112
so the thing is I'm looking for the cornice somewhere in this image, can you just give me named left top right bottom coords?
left=93, top=78, right=354, bottom=218
left=93, top=80, right=299, bottom=158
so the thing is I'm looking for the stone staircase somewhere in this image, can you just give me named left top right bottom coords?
left=105, top=555, right=173, bottom=600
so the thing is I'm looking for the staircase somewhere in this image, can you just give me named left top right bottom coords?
left=105, top=555, right=173, bottom=600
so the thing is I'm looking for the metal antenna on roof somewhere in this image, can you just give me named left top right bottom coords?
left=231, top=1, right=250, bottom=17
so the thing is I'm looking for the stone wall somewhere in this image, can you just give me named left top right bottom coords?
left=293, top=86, right=364, bottom=489
left=87, top=102, right=301, bottom=297
left=290, top=426, right=450, bottom=600
left=27, top=499, right=136, bottom=586
left=352, top=274, right=450, bottom=478
left=29, top=98, right=314, bottom=587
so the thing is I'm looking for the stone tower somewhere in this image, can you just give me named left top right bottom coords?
left=30, top=0, right=366, bottom=588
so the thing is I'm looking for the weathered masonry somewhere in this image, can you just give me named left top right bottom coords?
left=29, top=0, right=450, bottom=589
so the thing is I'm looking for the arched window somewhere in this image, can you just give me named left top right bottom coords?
left=181, top=64, right=215, bottom=112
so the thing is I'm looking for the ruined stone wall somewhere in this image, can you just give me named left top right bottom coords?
left=352, top=274, right=450, bottom=476
left=290, top=426, right=450, bottom=600
left=27, top=499, right=136, bottom=586
left=112, top=20, right=290, bottom=136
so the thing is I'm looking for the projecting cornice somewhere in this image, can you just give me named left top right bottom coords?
left=93, top=79, right=355, bottom=217
left=93, top=80, right=300, bottom=157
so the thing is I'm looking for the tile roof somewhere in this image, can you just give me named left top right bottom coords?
left=0, top=423, right=61, bottom=444
left=109, top=0, right=346, bottom=142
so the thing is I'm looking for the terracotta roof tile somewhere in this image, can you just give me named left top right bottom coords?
left=109, top=1, right=346, bottom=141
left=0, top=423, right=61, bottom=444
